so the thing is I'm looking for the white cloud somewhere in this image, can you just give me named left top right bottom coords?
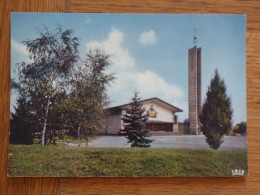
left=86, top=27, right=135, bottom=69
left=139, top=30, right=157, bottom=45
left=108, top=70, right=185, bottom=109
left=11, top=39, right=28, bottom=56
left=85, top=27, right=186, bottom=119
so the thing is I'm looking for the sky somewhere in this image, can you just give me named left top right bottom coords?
left=11, top=13, right=246, bottom=124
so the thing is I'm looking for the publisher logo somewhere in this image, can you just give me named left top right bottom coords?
left=232, top=169, right=245, bottom=176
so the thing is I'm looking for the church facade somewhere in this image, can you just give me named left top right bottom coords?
left=104, top=97, right=182, bottom=135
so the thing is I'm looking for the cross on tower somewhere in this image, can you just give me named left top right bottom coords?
left=193, top=28, right=198, bottom=47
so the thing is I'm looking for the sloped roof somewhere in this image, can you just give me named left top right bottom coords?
left=106, top=97, right=183, bottom=113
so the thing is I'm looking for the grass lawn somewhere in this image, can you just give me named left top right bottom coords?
left=8, top=144, right=248, bottom=177
left=33, top=135, right=98, bottom=144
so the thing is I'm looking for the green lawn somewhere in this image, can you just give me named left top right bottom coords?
left=33, top=135, right=98, bottom=144
left=8, top=144, right=248, bottom=177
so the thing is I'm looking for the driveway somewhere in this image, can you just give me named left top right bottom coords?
left=65, top=135, right=247, bottom=151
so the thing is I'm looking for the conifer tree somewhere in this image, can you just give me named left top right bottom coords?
left=122, top=92, right=153, bottom=147
left=10, top=97, right=34, bottom=145
left=200, top=70, right=233, bottom=149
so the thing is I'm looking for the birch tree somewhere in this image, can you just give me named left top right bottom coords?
left=12, top=27, right=79, bottom=146
left=66, top=49, right=115, bottom=146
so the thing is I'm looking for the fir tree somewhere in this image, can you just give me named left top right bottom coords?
left=10, top=97, right=34, bottom=145
left=200, top=70, right=233, bottom=149
left=122, top=92, right=153, bottom=147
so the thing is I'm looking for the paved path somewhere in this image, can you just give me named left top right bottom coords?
left=64, top=135, right=247, bottom=151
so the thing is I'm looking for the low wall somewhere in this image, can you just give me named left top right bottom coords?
left=178, top=123, right=190, bottom=135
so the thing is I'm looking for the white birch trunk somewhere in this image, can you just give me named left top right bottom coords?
left=42, top=96, right=51, bottom=146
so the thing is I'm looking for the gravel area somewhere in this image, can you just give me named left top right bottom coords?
left=62, top=135, right=247, bottom=151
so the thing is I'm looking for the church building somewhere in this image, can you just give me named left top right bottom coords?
left=104, top=97, right=182, bottom=135
left=104, top=33, right=202, bottom=135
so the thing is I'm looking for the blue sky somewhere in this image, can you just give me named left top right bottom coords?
left=11, top=13, right=246, bottom=124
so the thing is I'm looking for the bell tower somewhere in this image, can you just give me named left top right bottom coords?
left=188, top=29, right=201, bottom=135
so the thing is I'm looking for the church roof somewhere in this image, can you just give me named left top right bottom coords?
left=106, top=97, right=183, bottom=113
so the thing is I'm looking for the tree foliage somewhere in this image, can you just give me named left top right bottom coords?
left=10, top=97, right=34, bottom=145
left=183, top=119, right=190, bottom=124
left=233, top=122, right=247, bottom=136
left=11, top=26, right=79, bottom=146
left=62, top=49, right=115, bottom=146
left=11, top=27, right=115, bottom=147
left=200, top=70, right=233, bottom=150
left=122, top=92, right=153, bottom=147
